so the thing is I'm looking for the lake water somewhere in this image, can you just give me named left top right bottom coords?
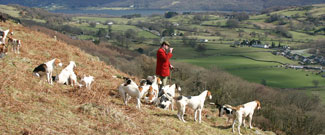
left=51, top=9, right=209, bottom=16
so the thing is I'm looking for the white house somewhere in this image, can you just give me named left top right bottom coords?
left=173, top=23, right=179, bottom=26
left=252, top=44, right=269, bottom=49
left=199, top=39, right=208, bottom=43
left=107, top=22, right=114, bottom=25
left=289, top=65, right=304, bottom=69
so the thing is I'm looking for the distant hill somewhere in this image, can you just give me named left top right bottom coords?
left=1, top=0, right=325, bottom=11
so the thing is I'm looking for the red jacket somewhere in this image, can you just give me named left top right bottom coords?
left=156, top=48, right=173, bottom=77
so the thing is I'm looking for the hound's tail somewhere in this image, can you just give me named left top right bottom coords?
left=173, top=96, right=184, bottom=101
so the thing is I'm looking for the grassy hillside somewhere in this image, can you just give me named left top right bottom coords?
left=0, top=21, right=276, bottom=134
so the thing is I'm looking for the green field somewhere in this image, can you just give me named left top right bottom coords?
left=172, top=43, right=324, bottom=88
left=0, top=5, right=20, bottom=17
left=176, top=55, right=325, bottom=88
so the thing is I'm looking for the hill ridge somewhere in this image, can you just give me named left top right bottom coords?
left=0, top=0, right=325, bottom=11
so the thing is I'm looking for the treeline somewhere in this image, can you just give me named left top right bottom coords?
left=29, top=24, right=325, bottom=135
left=263, top=7, right=325, bottom=35
left=135, top=20, right=176, bottom=37
left=11, top=5, right=71, bottom=25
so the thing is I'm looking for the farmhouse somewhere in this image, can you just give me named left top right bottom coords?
left=199, top=39, right=208, bottom=43
left=107, top=22, right=114, bottom=25
left=173, top=23, right=179, bottom=26
left=289, top=65, right=304, bottom=69
left=252, top=44, right=269, bottom=49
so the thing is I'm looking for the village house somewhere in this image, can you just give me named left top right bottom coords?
left=173, top=23, right=179, bottom=26
left=289, top=65, right=304, bottom=69
left=198, top=39, right=208, bottom=43
left=252, top=44, right=269, bottom=49
left=107, top=22, right=114, bottom=25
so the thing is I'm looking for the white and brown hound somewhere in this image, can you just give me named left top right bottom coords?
left=7, top=36, right=22, bottom=54
left=230, top=100, right=261, bottom=135
left=217, top=104, right=236, bottom=126
left=158, top=84, right=181, bottom=110
left=57, top=61, right=77, bottom=85
left=144, top=75, right=162, bottom=104
left=0, top=29, right=13, bottom=44
left=33, top=58, right=63, bottom=85
left=175, top=90, right=212, bottom=123
left=115, top=76, right=143, bottom=109
left=0, top=44, right=8, bottom=57
left=67, top=69, right=80, bottom=87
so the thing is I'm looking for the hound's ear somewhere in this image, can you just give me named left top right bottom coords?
left=126, top=79, right=132, bottom=85
left=140, top=79, right=147, bottom=86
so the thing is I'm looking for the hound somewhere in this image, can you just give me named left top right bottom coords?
left=138, top=79, right=151, bottom=98
left=80, top=75, right=94, bottom=90
left=115, top=76, right=142, bottom=109
left=158, top=92, right=173, bottom=109
left=0, top=44, right=8, bottom=57
left=138, top=75, right=161, bottom=100
left=231, top=100, right=261, bottom=135
left=7, top=37, right=22, bottom=54
left=57, top=61, right=77, bottom=85
left=68, top=70, right=80, bottom=87
left=0, top=29, right=13, bottom=44
left=145, top=85, right=159, bottom=104
left=144, top=75, right=162, bottom=104
left=158, top=84, right=181, bottom=110
left=216, top=104, right=236, bottom=126
left=175, top=90, right=212, bottom=123
left=33, top=58, right=63, bottom=85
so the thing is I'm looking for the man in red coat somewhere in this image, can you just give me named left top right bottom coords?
left=156, top=41, right=173, bottom=95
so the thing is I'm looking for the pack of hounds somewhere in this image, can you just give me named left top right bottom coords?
left=1, top=27, right=261, bottom=135
left=113, top=75, right=261, bottom=135
left=0, top=27, right=94, bottom=89
left=0, top=28, right=21, bottom=57
left=32, top=58, right=94, bottom=90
